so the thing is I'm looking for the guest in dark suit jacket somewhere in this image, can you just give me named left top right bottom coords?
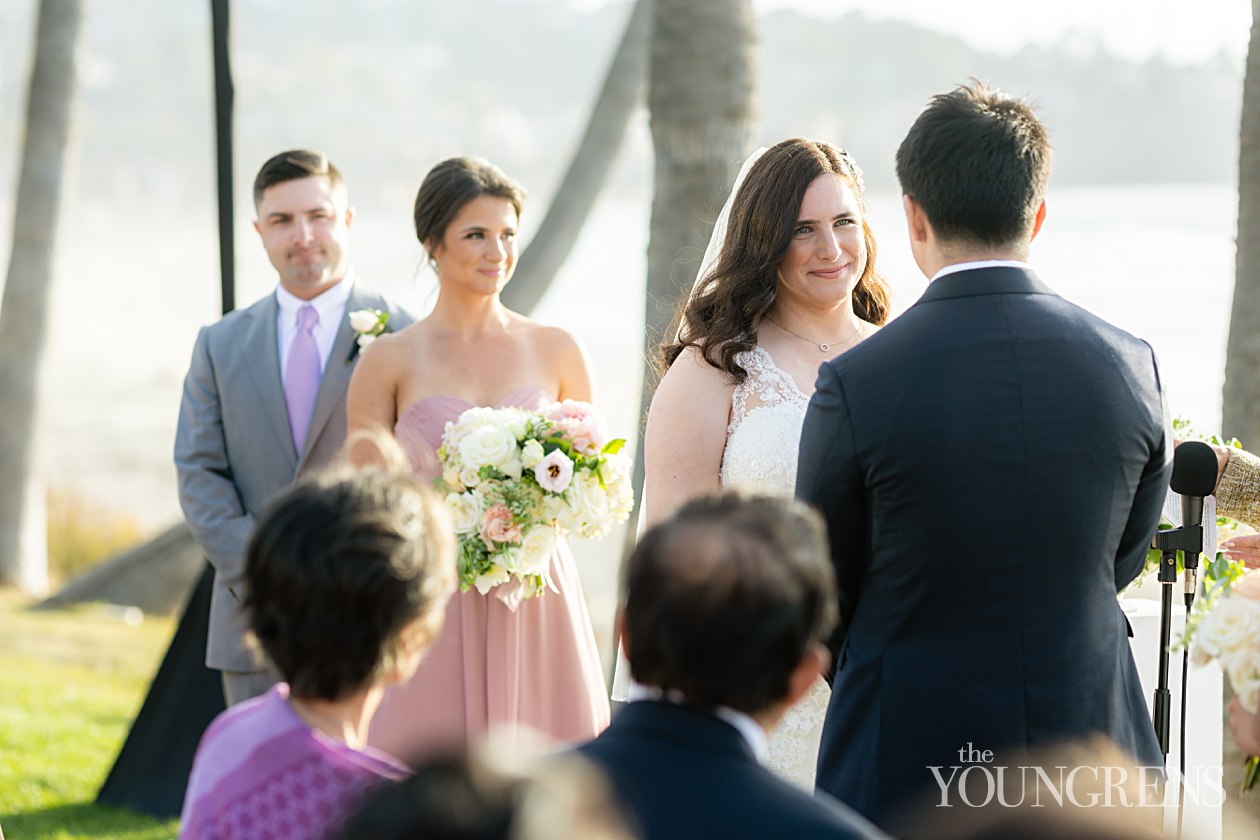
left=797, top=81, right=1169, bottom=830
left=175, top=150, right=412, bottom=706
left=578, top=492, right=887, bottom=840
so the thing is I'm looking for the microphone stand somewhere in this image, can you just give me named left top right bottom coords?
left=1150, top=523, right=1202, bottom=761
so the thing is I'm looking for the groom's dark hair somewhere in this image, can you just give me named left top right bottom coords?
left=895, top=79, right=1052, bottom=249
left=253, top=149, right=345, bottom=208
left=621, top=492, right=837, bottom=715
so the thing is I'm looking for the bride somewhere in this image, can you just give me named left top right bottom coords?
left=642, top=137, right=890, bottom=788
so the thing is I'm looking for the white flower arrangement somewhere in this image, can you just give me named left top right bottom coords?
left=435, top=400, right=634, bottom=601
left=1191, top=569, right=1260, bottom=791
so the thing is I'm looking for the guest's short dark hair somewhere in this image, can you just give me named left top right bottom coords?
left=895, top=80, right=1052, bottom=249
left=244, top=468, right=455, bottom=701
left=622, top=492, right=837, bottom=715
left=413, top=156, right=525, bottom=257
left=253, top=149, right=345, bottom=208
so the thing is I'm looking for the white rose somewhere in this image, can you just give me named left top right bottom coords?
left=521, top=439, right=545, bottom=469
left=473, top=563, right=511, bottom=595
left=499, top=452, right=523, bottom=480
left=567, top=472, right=612, bottom=538
left=1225, top=647, right=1260, bottom=713
left=459, top=466, right=482, bottom=488
left=458, top=424, right=518, bottom=471
left=356, top=334, right=377, bottom=349
left=349, top=309, right=380, bottom=332
left=501, top=409, right=529, bottom=441
left=518, top=527, right=557, bottom=576
left=601, top=455, right=634, bottom=519
left=1202, top=599, right=1260, bottom=658
left=446, top=491, right=485, bottom=535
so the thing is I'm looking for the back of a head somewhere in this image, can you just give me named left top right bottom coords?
left=253, top=149, right=345, bottom=208
left=895, top=80, right=1051, bottom=249
left=244, top=467, right=456, bottom=701
left=336, top=748, right=637, bottom=840
left=622, top=492, right=837, bottom=715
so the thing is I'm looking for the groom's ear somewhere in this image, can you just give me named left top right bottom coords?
left=902, top=194, right=930, bottom=245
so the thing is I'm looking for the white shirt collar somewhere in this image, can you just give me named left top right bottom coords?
left=626, top=684, right=769, bottom=762
left=275, top=271, right=355, bottom=317
left=931, top=259, right=1031, bottom=283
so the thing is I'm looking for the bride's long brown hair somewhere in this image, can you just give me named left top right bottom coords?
left=659, top=138, right=890, bottom=384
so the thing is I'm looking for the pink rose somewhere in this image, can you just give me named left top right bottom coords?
left=480, top=504, right=522, bottom=550
left=544, top=401, right=608, bottom=454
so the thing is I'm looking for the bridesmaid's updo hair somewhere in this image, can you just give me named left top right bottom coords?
left=413, top=156, right=526, bottom=261
left=661, top=137, right=890, bottom=385
left=244, top=467, right=456, bottom=702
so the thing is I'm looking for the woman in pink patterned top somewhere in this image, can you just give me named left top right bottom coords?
left=179, top=467, right=456, bottom=840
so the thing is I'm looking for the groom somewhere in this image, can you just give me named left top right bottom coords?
left=797, top=82, right=1169, bottom=828
left=175, top=150, right=412, bottom=706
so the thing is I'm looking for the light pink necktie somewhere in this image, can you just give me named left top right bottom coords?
left=284, top=304, right=321, bottom=454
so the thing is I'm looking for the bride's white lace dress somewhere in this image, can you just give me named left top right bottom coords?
left=720, top=345, right=831, bottom=789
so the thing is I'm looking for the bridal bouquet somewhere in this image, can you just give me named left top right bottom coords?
left=435, top=400, right=633, bottom=601
left=1191, top=569, right=1260, bottom=792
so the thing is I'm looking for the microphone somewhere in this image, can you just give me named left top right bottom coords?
left=1170, top=441, right=1219, bottom=601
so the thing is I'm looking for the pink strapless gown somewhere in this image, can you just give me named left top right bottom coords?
left=367, top=387, right=611, bottom=763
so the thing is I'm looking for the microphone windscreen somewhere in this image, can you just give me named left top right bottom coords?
left=1170, top=440, right=1219, bottom=497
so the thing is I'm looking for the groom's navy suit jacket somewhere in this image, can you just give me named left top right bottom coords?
left=577, top=701, right=887, bottom=840
left=797, top=266, right=1168, bottom=828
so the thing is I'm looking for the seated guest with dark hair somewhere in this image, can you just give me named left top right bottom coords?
left=338, top=742, right=637, bottom=840
left=179, top=467, right=456, bottom=840
left=578, top=492, right=886, bottom=840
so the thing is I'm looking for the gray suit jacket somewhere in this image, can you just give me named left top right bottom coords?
left=174, top=283, right=413, bottom=671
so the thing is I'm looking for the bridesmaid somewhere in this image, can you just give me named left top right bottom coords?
left=346, top=156, right=610, bottom=762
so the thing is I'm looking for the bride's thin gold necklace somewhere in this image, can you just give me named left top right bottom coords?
left=765, top=314, right=863, bottom=354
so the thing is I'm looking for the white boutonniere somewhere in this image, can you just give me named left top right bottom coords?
left=346, top=309, right=389, bottom=363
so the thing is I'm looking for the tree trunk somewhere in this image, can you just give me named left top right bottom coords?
left=0, top=0, right=85, bottom=587
left=501, top=0, right=650, bottom=315
left=613, top=0, right=759, bottom=595
left=1224, top=0, right=1260, bottom=446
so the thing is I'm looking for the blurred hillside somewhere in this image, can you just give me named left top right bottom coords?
left=0, top=0, right=1242, bottom=217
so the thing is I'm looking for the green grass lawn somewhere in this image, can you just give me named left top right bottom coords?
left=0, top=589, right=180, bottom=839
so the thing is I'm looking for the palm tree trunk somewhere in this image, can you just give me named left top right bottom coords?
left=1224, top=0, right=1260, bottom=446
left=502, top=0, right=650, bottom=315
left=613, top=0, right=759, bottom=629
left=0, top=0, right=85, bottom=587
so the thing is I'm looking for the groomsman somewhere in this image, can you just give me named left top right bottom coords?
left=798, top=81, right=1168, bottom=829
left=578, top=492, right=887, bottom=840
left=175, top=150, right=412, bottom=705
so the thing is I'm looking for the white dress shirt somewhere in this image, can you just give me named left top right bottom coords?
left=930, top=259, right=1032, bottom=283
left=626, top=683, right=769, bottom=762
left=275, top=273, right=354, bottom=386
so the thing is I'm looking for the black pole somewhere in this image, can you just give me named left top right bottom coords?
left=211, top=0, right=234, bottom=315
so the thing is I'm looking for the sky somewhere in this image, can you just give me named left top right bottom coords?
left=577, top=0, right=1252, bottom=65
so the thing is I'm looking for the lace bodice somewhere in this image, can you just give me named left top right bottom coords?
left=719, top=346, right=811, bottom=496
left=717, top=346, right=828, bottom=789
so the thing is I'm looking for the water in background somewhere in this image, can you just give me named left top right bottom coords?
left=23, top=181, right=1237, bottom=657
